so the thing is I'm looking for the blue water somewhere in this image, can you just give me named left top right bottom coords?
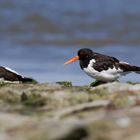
left=0, top=0, right=140, bottom=85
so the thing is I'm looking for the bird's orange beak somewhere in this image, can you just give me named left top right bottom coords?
left=64, top=56, right=79, bottom=65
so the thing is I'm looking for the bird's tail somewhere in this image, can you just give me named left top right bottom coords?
left=135, top=70, right=140, bottom=74
left=119, top=63, right=140, bottom=74
left=21, top=77, right=37, bottom=83
left=130, top=66, right=140, bottom=74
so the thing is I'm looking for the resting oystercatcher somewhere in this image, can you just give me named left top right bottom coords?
left=64, top=48, right=140, bottom=83
left=0, top=66, right=34, bottom=83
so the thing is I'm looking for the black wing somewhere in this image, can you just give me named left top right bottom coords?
left=93, top=53, right=120, bottom=72
left=0, top=66, right=23, bottom=81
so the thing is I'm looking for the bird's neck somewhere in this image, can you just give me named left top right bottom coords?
left=79, top=58, right=92, bottom=69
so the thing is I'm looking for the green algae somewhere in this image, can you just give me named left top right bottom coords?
left=90, top=80, right=107, bottom=87
left=20, top=92, right=46, bottom=108
left=56, top=81, right=72, bottom=87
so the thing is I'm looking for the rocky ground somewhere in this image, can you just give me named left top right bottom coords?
left=0, top=81, right=140, bottom=140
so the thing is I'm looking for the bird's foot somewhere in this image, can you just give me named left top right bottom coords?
left=90, top=80, right=107, bottom=87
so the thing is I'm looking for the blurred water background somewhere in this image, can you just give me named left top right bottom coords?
left=0, top=0, right=140, bottom=85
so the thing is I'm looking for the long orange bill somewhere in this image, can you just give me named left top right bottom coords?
left=64, top=56, right=79, bottom=65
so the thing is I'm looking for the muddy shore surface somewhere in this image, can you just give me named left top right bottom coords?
left=0, top=81, right=140, bottom=140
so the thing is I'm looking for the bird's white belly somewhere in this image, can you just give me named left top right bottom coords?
left=83, top=66, right=123, bottom=81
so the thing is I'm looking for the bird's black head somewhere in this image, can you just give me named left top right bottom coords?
left=64, top=48, right=93, bottom=68
left=78, top=48, right=93, bottom=60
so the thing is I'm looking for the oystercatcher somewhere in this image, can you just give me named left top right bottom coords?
left=0, top=66, right=34, bottom=83
left=64, top=48, right=140, bottom=83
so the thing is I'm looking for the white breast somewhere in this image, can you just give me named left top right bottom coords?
left=83, top=61, right=124, bottom=81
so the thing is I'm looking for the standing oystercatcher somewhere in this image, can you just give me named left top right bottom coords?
left=64, top=48, right=140, bottom=83
left=0, top=66, right=34, bottom=83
